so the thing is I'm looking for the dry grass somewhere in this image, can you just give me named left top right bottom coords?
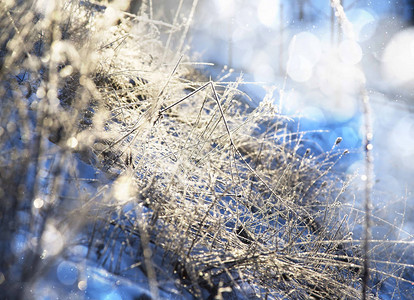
left=0, top=1, right=413, bottom=299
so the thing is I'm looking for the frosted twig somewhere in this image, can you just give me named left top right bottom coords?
left=330, top=0, right=355, bottom=40
left=330, top=1, right=373, bottom=298
left=157, top=81, right=314, bottom=220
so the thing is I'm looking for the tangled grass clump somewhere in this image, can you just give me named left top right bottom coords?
left=0, top=1, right=413, bottom=299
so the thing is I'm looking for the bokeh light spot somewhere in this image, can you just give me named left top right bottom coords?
left=390, top=116, right=414, bottom=159
left=257, top=0, right=280, bottom=28
left=287, top=55, right=313, bottom=82
left=67, top=137, right=78, bottom=149
left=329, top=94, right=358, bottom=122
left=289, top=32, right=322, bottom=66
left=339, top=39, right=362, bottom=65
left=213, top=0, right=235, bottom=18
left=382, top=28, right=414, bottom=87
left=348, top=9, right=377, bottom=42
left=302, top=106, right=325, bottom=121
left=78, top=280, right=87, bottom=291
left=57, top=261, right=79, bottom=286
left=41, top=224, right=63, bottom=257
left=113, top=175, right=137, bottom=204
left=33, top=198, right=44, bottom=209
left=6, top=121, right=16, bottom=133
left=287, top=32, right=322, bottom=82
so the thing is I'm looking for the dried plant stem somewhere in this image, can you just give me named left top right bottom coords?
left=137, top=209, right=159, bottom=299
left=175, top=0, right=199, bottom=59
left=330, top=1, right=374, bottom=297
left=162, top=0, right=184, bottom=63
left=3, top=1, right=413, bottom=299
left=361, top=89, right=373, bottom=300
left=158, top=81, right=313, bottom=221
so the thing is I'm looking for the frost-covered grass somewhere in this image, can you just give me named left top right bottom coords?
left=0, top=1, right=413, bottom=299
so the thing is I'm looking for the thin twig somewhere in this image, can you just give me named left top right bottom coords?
left=361, top=89, right=373, bottom=300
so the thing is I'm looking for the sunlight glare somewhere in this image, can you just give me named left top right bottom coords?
left=66, top=137, right=78, bottom=149
left=214, top=0, right=235, bottom=18
left=33, top=197, right=44, bottom=209
left=41, top=223, right=63, bottom=257
left=382, top=28, right=414, bottom=87
left=257, top=0, right=280, bottom=28
left=113, top=175, right=137, bottom=204
left=34, top=0, right=56, bottom=16
left=287, top=55, right=313, bottom=82
left=338, top=39, right=362, bottom=65
left=390, top=117, right=414, bottom=159
left=287, top=32, right=321, bottom=82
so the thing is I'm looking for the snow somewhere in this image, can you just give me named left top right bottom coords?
left=24, top=145, right=196, bottom=299
left=3, top=0, right=413, bottom=299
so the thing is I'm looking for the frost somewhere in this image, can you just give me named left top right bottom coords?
left=1, top=1, right=413, bottom=299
